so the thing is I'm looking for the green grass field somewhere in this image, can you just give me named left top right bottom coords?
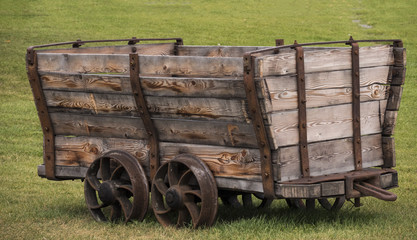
left=1, top=0, right=416, bottom=239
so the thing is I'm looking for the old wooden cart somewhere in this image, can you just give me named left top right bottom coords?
left=27, top=37, right=405, bottom=227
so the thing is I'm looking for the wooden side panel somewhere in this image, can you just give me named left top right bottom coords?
left=39, top=43, right=176, bottom=55
left=257, top=45, right=394, bottom=77
left=277, top=134, right=384, bottom=181
left=44, top=90, right=250, bottom=122
left=54, top=135, right=263, bottom=181
left=177, top=46, right=268, bottom=57
left=50, top=113, right=257, bottom=148
left=37, top=53, right=243, bottom=77
left=260, top=66, right=390, bottom=112
left=267, top=100, right=386, bottom=148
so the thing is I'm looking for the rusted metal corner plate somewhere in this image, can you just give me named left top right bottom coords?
left=295, top=46, right=310, bottom=177
left=243, top=54, right=275, bottom=199
left=27, top=48, right=56, bottom=180
left=129, top=53, right=160, bottom=180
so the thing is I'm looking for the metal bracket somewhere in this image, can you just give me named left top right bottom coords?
left=26, top=48, right=56, bottom=180
left=129, top=53, right=160, bottom=180
left=345, top=171, right=397, bottom=201
left=243, top=53, right=275, bottom=199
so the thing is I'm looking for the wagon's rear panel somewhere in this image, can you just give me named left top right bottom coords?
left=255, top=44, right=405, bottom=182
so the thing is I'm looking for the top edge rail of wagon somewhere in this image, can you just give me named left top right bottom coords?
left=27, top=37, right=184, bottom=51
left=245, top=38, right=403, bottom=57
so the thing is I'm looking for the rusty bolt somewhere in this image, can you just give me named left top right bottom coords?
left=131, top=47, right=137, bottom=53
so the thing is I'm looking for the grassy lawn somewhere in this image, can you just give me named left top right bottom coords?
left=1, top=0, right=416, bottom=239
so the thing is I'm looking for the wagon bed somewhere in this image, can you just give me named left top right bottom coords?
left=27, top=37, right=405, bottom=227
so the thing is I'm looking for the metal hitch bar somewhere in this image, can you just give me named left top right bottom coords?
left=345, top=171, right=397, bottom=201
left=353, top=182, right=397, bottom=201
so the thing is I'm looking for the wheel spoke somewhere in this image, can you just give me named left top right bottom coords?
left=117, top=195, right=133, bottom=221
left=116, top=184, right=133, bottom=195
left=184, top=201, right=200, bottom=226
left=87, top=202, right=108, bottom=210
left=178, top=169, right=193, bottom=185
left=86, top=175, right=101, bottom=191
left=177, top=209, right=188, bottom=227
left=110, top=165, right=124, bottom=180
left=110, top=203, right=122, bottom=221
left=154, top=207, right=172, bottom=215
left=183, top=189, right=202, bottom=199
left=168, top=162, right=180, bottom=186
left=100, top=158, right=111, bottom=181
left=154, top=178, right=169, bottom=195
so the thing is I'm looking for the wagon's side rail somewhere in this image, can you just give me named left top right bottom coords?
left=27, top=37, right=183, bottom=180
left=243, top=37, right=405, bottom=198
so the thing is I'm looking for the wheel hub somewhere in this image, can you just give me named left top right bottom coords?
left=165, top=187, right=183, bottom=209
left=98, top=181, right=117, bottom=205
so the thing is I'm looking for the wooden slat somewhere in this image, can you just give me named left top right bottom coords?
left=275, top=183, right=321, bottom=198
left=276, top=134, right=384, bottom=181
left=50, top=113, right=257, bottom=148
left=382, top=137, right=396, bottom=168
left=39, top=43, right=176, bottom=55
left=177, top=46, right=268, bottom=57
left=37, top=53, right=243, bottom=77
left=257, top=45, right=394, bottom=77
left=267, top=100, right=387, bottom=148
left=382, top=110, right=398, bottom=136
left=263, top=83, right=388, bottom=112
left=44, top=90, right=251, bottom=122
left=386, top=86, right=403, bottom=111
left=54, top=135, right=262, bottom=181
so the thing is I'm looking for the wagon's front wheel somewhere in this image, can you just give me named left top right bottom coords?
left=286, top=197, right=345, bottom=211
left=84, top=150, right=149, bottom=223
left=151, top=154, right=218, bottom=228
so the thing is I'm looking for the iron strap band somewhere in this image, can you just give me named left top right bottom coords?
left=27, top=49, right=56, bottom=180
left=243, top=54, right=275, bottom=199
left=350, top=41, right=363, bottom=170
left=295, top=46, right=310, bottom=177
left=129, top=53, right=160, bottom=180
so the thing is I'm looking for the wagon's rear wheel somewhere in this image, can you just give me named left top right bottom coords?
left=151, top=154, right=218, bottom=228
left=84, top=150, right=149, bottom=223
left=286, top=197, right=345, bottom=211
left=221, top=192, right=273, bottom=208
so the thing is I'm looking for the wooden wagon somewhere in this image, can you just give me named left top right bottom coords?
left=27, top=37, right=405, bottom=227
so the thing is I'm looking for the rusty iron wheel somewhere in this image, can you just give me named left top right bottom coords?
left=151, top=154, right=218, bottom=228
left=318, top=197, right=346, bottom=211
left=286, top=197, right=345, bottom=211
left=220, top=192, right=273, bottom=208
left=285, top=198, right=317, bottom=210
left=84, top=150, right=149, bottom=223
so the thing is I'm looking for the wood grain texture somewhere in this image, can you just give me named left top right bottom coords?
left=382, top=110, right=398, bottom=136
left=386, top=86, right=403, bottom=111
left=275, top=183, right=321, bottom=198
left=44, top=90, right=251, bottom=122
left=267, top=100, right=387, bottom=148
left=382, top=137, right=396, bottom=168
left=37, top=53, right=243, bottom=77
left=50, top=113, right=257, bottom=148
left=276, top=134, right=384, bottom=181
left=257, top=45, right=394, bottom=77
left=39, top=43, right=176, bottom=55
left=177, top=46, right=268, bottom=57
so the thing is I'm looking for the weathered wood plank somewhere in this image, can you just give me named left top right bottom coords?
left=54, top=135, right=150, bottom=169
left=44, top=90, right=250, bottom=122
left=262, top=83, right=388, bottom=112
left=390, top=66, right=406, bottom=85
left=53, top=135, right=262, bottom=181
left=177, top=46, right=268, bottom=57
left=267, top=100, right=387, bottom=148
left=50, top=113, right=258, bottom=148
left=382, top=110, right=398, bottom=136
left=393, top=47, right=406, bottom=66
left=321, top=181, right=345, bottom=196
left=216, top=178, right=263, bottom=193
left=39, top=43, right=176, bottom=55
left=257, top=45, right=394, bottom=77
left=37, top=53, right=244, bottom=77
left=386, top=86, right=403, bottom=111
left=276, top=134, right=384, bottom=181
left=382, top=137, right=396, bottom=168
left=39, top=72, right=247, bottom=98
left=275, top=183, right=321, bottom=198
left=159, top=142, right=262, bottom=181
